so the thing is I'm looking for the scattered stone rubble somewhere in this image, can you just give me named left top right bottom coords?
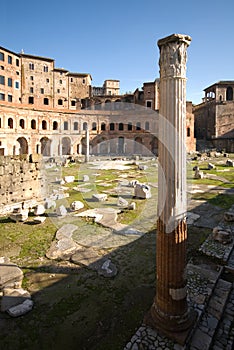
left=0, top=257, right=33, bottom=317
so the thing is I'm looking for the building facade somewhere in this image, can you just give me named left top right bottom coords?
left=193, top=81, right=234, bottom=152
left=0, top=44, right=196, bottom=157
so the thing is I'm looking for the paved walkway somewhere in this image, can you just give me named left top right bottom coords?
left=124, top=222, right=234, bottom=350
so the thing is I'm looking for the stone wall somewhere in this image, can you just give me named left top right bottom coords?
left=0, top=154, right=43, bottom=214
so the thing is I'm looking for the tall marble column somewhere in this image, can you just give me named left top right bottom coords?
left=145, top=34, right=195, bottom=344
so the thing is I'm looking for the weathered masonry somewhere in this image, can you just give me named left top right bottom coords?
left=0, top=154, right=43, bottom=213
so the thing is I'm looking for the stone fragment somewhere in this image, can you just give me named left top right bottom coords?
left=128, top=202, right=136, bottom=210
left=0, top=258, right=23, bottom=290
left=56, top=205, right=67, bottom=216
left=7, top=299, right=33, bottom=317
left=64, top=176, right=75, bottom=183
left=134, top=183, right=151, bottom=199
left=1, top=288, right=31, bottom=312
left=33, top=216, right=46, bottom=224
left=46, top=238, right=78, bottom=260
left=117, top=196, right=129, bottom=208
left=194, top=169, right=204, bottom=179
left=208, top=163, right=215, bottom=170
left=44, top=199, right=56, bottom=209
left=98, top=259, right=118, bottom=278
left=33, top=204, right=45, bottom=216
left=92, top=193, right=108, bottom=201
left=138, top=164, right=148, bottom=171
left=56, top=224, right=78, bottom=240
left=226, top=159, right=234, bottom=167
left=212, top=226, right=232, bottom=244
left=82, top=175, right=89, bottom=182
left=70, top=201, right=84, bottom=211
left=9, top=208, right=29, bottom=222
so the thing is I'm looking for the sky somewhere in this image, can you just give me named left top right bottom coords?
left=1, top=0, right=234, bottom=104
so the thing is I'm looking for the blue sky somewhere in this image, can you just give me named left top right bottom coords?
left=2, top=0, right=234, bottom=104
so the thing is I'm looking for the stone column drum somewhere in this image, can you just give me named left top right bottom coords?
left=145, top=34, right=196, bottom=344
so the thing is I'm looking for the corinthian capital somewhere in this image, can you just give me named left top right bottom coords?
left=157, top=34, right=191, bottom=78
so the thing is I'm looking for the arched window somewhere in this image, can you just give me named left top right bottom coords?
left=101, top=123, right=106, bottom=131
left=128, top=122, right=132, bottom=131
left=19, top=119, right=25, bottom=129
left=64, top=121, right=68, bottom=130
left=136, top=122, right=141, bottom=130
left=44, top=98, right=49, bottom=105
left=74, top=122, right=78, bottom=131
left=226, top=86, right=233, bottom=101
left=53, top=121, right=58, bottom=130
left=119, top=123, right=124, bottom=131
left=110, top=123, right=115, bottom=131
left=31, top=119, right=36, bottom=129
left=92, top=122, right=97, bottom=131
left=83, top=122, right=87, bottom=131
left=42, top=120, right=47, bottom=130
left=145, top=121, right=149, bottom=131
left=8, top=118, right=13, bottom=129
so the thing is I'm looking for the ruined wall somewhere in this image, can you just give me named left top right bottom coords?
left=0, top=154, right=43, bottom=213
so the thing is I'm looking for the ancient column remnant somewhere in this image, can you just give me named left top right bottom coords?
left=145, top=34, right=196, bottom=344
left=85, top=127, right=90, bottom=163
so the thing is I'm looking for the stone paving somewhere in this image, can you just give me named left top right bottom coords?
left=124, top=211, right=234, bottom=350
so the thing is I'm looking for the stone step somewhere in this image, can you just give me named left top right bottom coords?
left=188, top=278, right=232, bottom=350
left=211, top=283, right=234, bottom=350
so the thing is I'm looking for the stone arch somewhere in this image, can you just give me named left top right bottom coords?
left=226, top=86, right=233, bottom=101
left=134, top=136, right=143, bottom=154
left=99, top=138, right=108, bottom=154
left=17, top=137, right=28, bottom=155
left=62, top=137, right=71, bottom=155
left=40, top=137, right=51, bottom=156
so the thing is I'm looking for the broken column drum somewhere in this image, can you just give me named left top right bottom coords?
left=147, top=34, right=195, bottom=342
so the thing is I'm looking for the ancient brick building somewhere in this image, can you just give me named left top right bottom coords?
left=0, top=44, right=196, bottom=156
left=193, top=81, right=234, bottom=152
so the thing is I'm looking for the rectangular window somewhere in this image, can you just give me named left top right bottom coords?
left=29, top=96, right=34, bottom=104
left=0, top=93, right=5, bottom=101
left=57, top=89, right=60, bottom=93
left=0, top=75, right=5, bottom=85
left=71, top=100, right=76, bottom=106
left=15, top=81, right=19, bottom=89
left=30, top=76, right=34, bottom=81
left=8, top=94, right=12, bottom=102
left=8, top=78, right=12, bottom=87
left=46, top=78, right=49, bottom=83
left=0, top=52, right=4, bottom=61
left=30, top=87, right=34, bottom=93
left=146, top=100, right=152, bottom=108
left=8, top=55, right=12, bottom=64
left=71, top=78, right=73, bottom=82
left=16, top=58, right=19, bottom=66
left=40, top=88, right=44, bottom=94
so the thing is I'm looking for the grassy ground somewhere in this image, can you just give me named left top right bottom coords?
left=0, top=156, right=233, bottom=349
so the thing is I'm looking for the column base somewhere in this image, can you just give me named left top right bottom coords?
left=144, top=305, right=197, bottom=345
